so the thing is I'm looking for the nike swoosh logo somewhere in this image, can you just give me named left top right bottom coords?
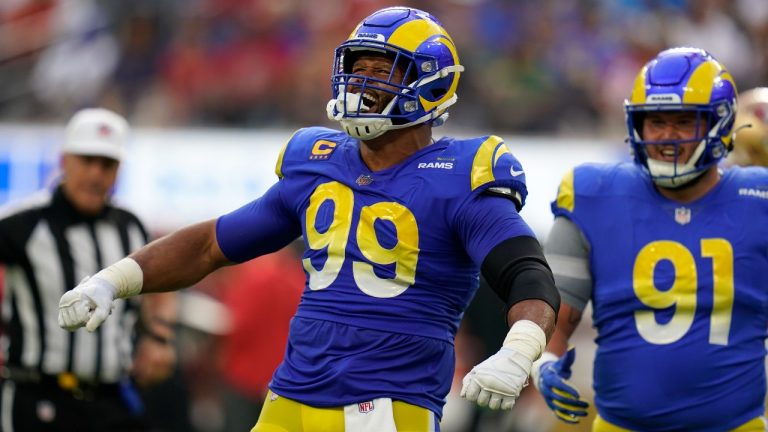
left=510, top=168, right=525, bottom=177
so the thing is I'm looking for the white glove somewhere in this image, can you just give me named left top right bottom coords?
left=58, top=257, right=144, bottom=332
left=58, top=276, right=118, bottom=332
left=460, top=320, right=546, bottom=410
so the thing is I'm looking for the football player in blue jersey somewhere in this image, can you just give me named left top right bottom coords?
left=57, top=7, right=560, bottom=431
left=534, top=47, right=768, bottom=431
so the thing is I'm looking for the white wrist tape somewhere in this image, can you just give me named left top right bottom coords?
left=502, top=320, right=547, bottom=362
left=94, top=257, right=144, bottom=298
left=530, top=351, right=559, bottom=390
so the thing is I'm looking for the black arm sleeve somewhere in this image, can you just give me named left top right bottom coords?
left=481, top=235, right=560, bottom=317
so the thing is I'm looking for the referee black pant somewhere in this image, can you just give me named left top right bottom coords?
left=0, top=376, right=151, bottom=432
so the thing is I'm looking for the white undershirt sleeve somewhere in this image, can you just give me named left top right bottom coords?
left=544, top=217, right=592, bottom=312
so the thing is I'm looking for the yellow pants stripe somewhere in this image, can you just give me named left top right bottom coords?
left=593, top=414, right=767, bottom=432
left=252, top=391, right=435, bottom=432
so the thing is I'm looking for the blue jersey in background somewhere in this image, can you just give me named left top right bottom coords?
left=553, top=163, right=768, bottom=431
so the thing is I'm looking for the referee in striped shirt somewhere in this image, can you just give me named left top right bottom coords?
left=0, top=108, right=177, bottom=431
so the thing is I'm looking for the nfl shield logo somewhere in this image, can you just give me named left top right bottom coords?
left=356, top=174, right=374, bottom=186
left=358, top=401, right=374, bottom=413
left=674, top=207, right=691, bottom=225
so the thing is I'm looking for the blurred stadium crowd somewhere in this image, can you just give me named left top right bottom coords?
left=1, top=0, right=767, bottom=136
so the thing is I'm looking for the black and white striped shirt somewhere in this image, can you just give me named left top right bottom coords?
left=0, top=186, right=148, bottom=384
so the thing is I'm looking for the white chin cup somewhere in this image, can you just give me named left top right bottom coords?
left=327, top=92, right=367, bottom=121
left=648, top=161, right=705, bottom=188
left=646, top=139, right=707, bottom=188
left=339, top=118, right=390, bottom=140
left=327, top=92, right=392, bottom=140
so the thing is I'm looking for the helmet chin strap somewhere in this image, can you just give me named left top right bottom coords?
left=326, top=92, right=367, bottom=121
left=327, top=91, right=459, bottom=140
left=646, top=138, right=708, bottom=188
left=326, top=92, right=392, bottom=140
left=326, top=62, right=464, bottom=140
left=636, top=107, right=732, bottom=189
left=650, top=167, right=706, bottom=189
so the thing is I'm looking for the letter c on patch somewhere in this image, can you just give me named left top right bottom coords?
left=312, top=140, right=337, bottom=156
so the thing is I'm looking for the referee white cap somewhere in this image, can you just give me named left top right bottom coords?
left=63, top=108, right=129, bottom=162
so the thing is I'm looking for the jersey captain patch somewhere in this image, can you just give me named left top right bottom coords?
left=309, top=140, right=337, bottom=160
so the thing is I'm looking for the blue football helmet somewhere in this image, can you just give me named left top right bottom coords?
left=625, top=47, right=738, bottom=188
left=326, top=7, right=464, bottom=140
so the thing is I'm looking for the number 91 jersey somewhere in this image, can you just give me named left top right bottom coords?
left=215, top=126, right=534, bottom=415
left=552, top=162, right=768, bottom=431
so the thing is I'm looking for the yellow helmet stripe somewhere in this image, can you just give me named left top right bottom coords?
left=630, top=65, right=649, bottom=104
left=388, top=19, right=451, bottom=51
left=683, top=60, right=721, bottom=104
left=471, top=135, right=507, bottom=190
left=555, top=168, right=576, bottom=212
left=347, top=22, right=363, bottom=41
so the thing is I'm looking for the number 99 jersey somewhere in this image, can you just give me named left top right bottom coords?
left=552, top=162, right=768, bottom=431
left=215, top=126, right=534, bottom=416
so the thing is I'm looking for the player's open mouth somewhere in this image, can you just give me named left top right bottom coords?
left=659, top=147, right=682, bottom=162
left=360, top=92, right=376, bottom=112
left=650, top=145, right=684, bottom=163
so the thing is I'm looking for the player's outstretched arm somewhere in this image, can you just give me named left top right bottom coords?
left=461, top=235, right=560, bottom=411
left=132, top=219, right=231, bottom=292
left=461, top=299, right=556, bottom=410
left=58, top=219, right=231, bottom=332
left=531, top=302, right=589, bottom=423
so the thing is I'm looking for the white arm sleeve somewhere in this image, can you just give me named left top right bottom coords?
left=544, top=217, right=592, bottom=312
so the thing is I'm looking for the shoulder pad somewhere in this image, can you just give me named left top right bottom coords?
left=553, top=168, right=576, bottom=213
left=731, top=165, right=768, bottom=182
left=553, top=162, right=638, bottom=214
left=468, top=135, right=528, bottom=207
left=726, top=166, right=768, bottom=200
left=275, top=127, right=346, bottom=179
